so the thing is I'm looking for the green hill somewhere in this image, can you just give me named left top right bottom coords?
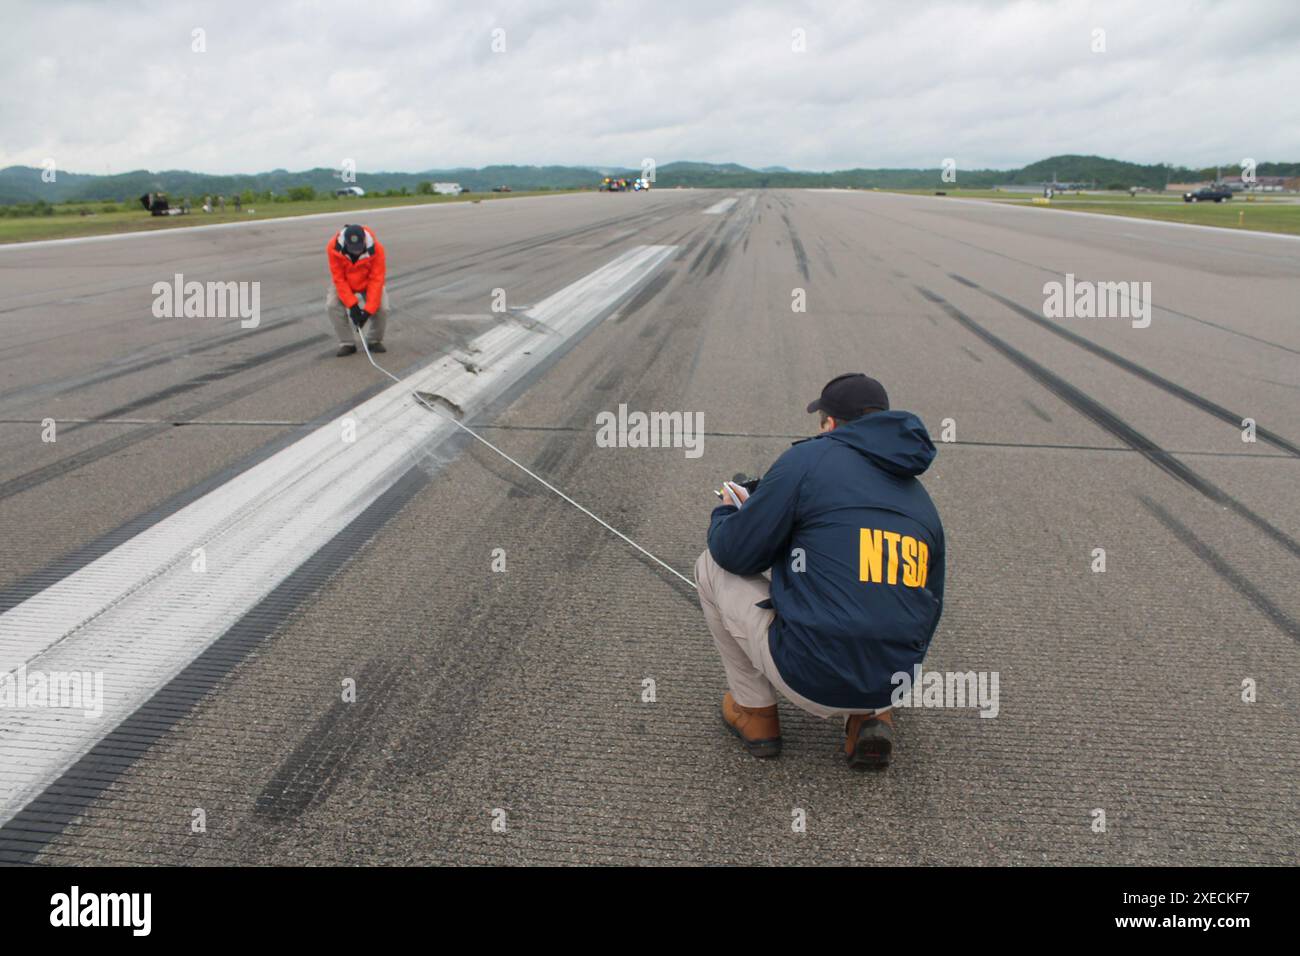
left=3, top=155, right=1296, bottom=205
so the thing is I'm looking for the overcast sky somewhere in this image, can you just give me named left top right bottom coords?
left=6, top=0, right=1298, bottom=175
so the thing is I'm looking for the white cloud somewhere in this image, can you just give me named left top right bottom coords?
left=3, top=0, right=1297, bottom=174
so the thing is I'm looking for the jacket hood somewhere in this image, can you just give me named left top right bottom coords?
left=824, top=409, right=936, bottom=477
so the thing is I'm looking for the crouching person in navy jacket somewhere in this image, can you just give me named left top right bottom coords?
left=696, top=373, right=945, bottom=768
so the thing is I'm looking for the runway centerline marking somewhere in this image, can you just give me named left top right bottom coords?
left=0, top=244, right=676, bottom=827
left=703, top=197, right=738, bottom=215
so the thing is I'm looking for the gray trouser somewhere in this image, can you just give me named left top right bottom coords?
left=327, top=286, right=389, bottom=346
left=695, top=550, right=885, bottom=718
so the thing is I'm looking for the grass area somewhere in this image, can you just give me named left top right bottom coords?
left=885, top=187, right=1300, bottom=235
left=1022, top=199, right=1300, bottom=235
left=889, top=187, right=1033, bottom=200
left=891, top=186, right=1294, bottom=203
left=0, top=190, right=583, bottom=244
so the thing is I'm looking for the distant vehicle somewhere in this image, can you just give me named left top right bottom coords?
left=633, top=177, right=650, bottom=191
left=600, top=177, right=630, bottom=192
left=432, top=182, right=462, bottom=196
left=336, top=186, right=365, bottom=197
left=1183, top=185, right=1231, bottom=203
left=492, top=185, right=512, bottom=192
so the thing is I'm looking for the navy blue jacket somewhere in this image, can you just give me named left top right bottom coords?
left=707, top=411, right=945, bottom=709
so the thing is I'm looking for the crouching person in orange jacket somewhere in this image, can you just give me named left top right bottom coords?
left=326, top=224, right=389, bottom=356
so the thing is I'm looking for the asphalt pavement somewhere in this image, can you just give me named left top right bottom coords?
left=0, top=189, right=1296, bottom=864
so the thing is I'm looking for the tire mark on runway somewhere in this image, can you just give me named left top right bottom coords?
left=593, top=367, right=624, bottom=391
left=0, top=468, right=429, bottom=862
left=857, top=203, right=1300, bottom=357
left=781, top=212, right=810, bottom=281
left=0, top=343, right=325, bottom=503
left=917, top=285, right=1300, bottom=561
left=612, top=271, right=672, bottom=324
left=0, top=237, right=660, bottom=600
left=5, top=201, right=675, bottom=388
left=705, top=241, right=731, bottom=276
left=0, top=375, right=398, bottom=614
left=676, top=235, right=702, bottom=261
left=2, top=245, right=684, bottom=844
left=696, top=197, right=756, bottom=277
left=430, top=202, right=673, bottom=276
left=61, top=336, right=323, bottom=434
left=0, top=259, right=445, bottom=392
left=1138, top=495, right=1300, bottom=644
left=1023, top=399, right=1053, bottom=422
left=951, top=275, right=1300, bottom=458
left=1, top=204, right=664, bottom=394
left=0, top=312, right=314, bottom=410
left=253, top=657, right=394, bottom=821
left=472, top=422, right=1295, bottom=459
left=817, top=239, right=838, bottom=278
left=689, top=240, right=715, bottom=273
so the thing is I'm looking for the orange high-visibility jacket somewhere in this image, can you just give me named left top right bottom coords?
left=327, top=225, right=386, bottom=311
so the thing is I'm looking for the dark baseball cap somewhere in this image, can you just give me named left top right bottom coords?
left=806, top=373, right=890, bottom=419
left=342, top=224, right=366, bottom=253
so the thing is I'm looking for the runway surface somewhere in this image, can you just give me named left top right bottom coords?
left=0, top=188, right=1296, bottom=864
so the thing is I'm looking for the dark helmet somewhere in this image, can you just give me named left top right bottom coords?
left=342, top=224, right=367, bottom=257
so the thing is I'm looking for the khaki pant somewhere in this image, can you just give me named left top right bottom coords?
left=695, top=550, right=885, bottom=719
left=327, top=286, right=389, bottom=346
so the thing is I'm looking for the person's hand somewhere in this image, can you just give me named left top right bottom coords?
left=348, top=303, right=369, bottom=327
left=719, top=480, right=750, bottom=508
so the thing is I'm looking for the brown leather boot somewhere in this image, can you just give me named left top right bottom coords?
left=721, top=692, right=782, bottom=758
left=844, top=710, right=893, bottom=769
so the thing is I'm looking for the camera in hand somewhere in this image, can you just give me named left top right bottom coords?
left=714, top=473, right=762, bottom=501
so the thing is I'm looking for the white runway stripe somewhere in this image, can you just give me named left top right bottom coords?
left=703, top=197, right=738, bottom=215
left=0, top=244, right=676, bottom=826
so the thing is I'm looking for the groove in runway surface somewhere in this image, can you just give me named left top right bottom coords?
left=0, top=418, right=301, bottom=427
left=1137, top=495, right=1300, bottom=645
left=0, top=345, right=325, bottom=503
left=916, top=285, right=1300, bottom=563
left=0, top=245, right=678, bottom=832
left=0, top=312, right=315, bottom=409
left=253, top=655, right=396, bottom=822
left=949, top=274, right=1300, bottom=458
left=852, top=199, right=1300, bottom=357
left=0, top=197, right=689, bottom=412
left=0, top=468, right=430, bottom=863
left=466, top=422, right=1295, bottom=459
left=61, top=336, right=325, bottom=434
left=0, top=234, right=681, bottom=609
left=5, top=193, right=1296, bottom=866
left=0, top=378, right=396, bottom=616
